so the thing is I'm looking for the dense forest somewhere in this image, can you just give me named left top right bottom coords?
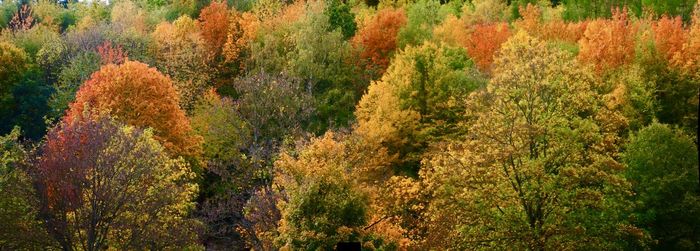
left=0, top=0, right=699, bottom=249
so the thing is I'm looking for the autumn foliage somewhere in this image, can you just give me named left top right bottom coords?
left=670, top=5, right=700, bottom=77
left=96, top=41, right=127, bottom=65
left=351, top=8, right=407, bottom=78
left=515, top=4, right=588, bottom=43
left=199, top=1, right=230, bottom=58
left=578, top=8, right=637, bottom=73
left=66, top=61, right=202, bottom=160
left=464, top=22, right=511, bottom=72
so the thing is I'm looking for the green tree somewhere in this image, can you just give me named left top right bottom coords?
left=0, top=41, right=30, bottom=135
left=325, top=0, right=356, bottom=40
left=0, top=127, right=57, bottom=249
left=250, top=1, right=358, bottom=132
left=397, top=0, right=443, bottom=48
left=624, top=123, right=700, bottom=250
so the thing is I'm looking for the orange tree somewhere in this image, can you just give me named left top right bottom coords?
left=66, top=61, right=203, bottom=169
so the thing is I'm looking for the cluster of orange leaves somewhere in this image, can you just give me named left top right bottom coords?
left=96, top=41, right=127, bottom=65
left=199, top=1, right=230, bottom=58
left=669, top=7, right=700, bottom=77
left=516, top=4, right=588, bottom=43
left=652, top=15, right=686, bottom=62
left=464, top=22, right=511, bottom=73
left=578, top=8, right=637, bottom=73
left=223, top=11, right=259, bottom=64
left=351, top=8, right=407, bottom=78
left=66, top=61, right=202, bottom=159
left=434, top=17, right=510, bottom=73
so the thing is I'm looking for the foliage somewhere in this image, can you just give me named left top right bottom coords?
left=273, top=132, right=370, bottom=250
left=152, top=16, right=213, bottom=111
left=0, top=42, right=30, bottom=116
left=624, top=123, right=700, bottom=250
left=652, top=15, right=686, bottom=62
left=351, top=8, right=407, bottom=80
left=48, top=51, right=101, bottom=120
left=397, top=0, right=443, bottom=48
left=233, top=72, right=314, bottom=143
left=416, top=32, right=642, bottom=250
left=464, top=22, right=510, bottom=73
left=250, top=1, right=358, bottom=132
left=355, top=42, right=485, bottom=174
left=66, top=61, right=203, bottom=163
left=578, top=8, right=637, bottom=73
left=33, top=113, right=201, bottom=250
left=199, top=1, right=230, bottom=59
left=325, top=0, right=356, bottom=39
left=191, top=90, right=253, bottom=248
left=222, top=10, right=258, bottom=69
left=0, top=127, right=57, bottom=249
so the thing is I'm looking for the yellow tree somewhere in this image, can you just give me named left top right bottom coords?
left=152, top=16, right=213, bottom=111
left=355, top=42, right=485, bottom=173
left=417, top=32, right=643, bottom=250
left=272, top=132, right=396, bottom=250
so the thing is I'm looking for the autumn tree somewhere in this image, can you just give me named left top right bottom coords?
left=32, top=113, right=201, bottom=250
left=199, top=1, right=230, bottom=59
left=624, top=123, right=700, bottom=250
left=464, top=22, right=511, bottom=73
left=152, top=16, right=213, bottom=111
left=514, top=3, right=588, bottom=43
left=222, top=10, right=258, bottom=73
left=351, top=8, right=407, bottom=79
left=652, top=15, right=686, bottom=63
left=578, top=8, right=637, bottom=73
left=273, top=132, right=370, bottom=249
left=66, top=61, right=203, bottom=165
left=355, top=42, right=485, bottom=174
left=417, top=32, right=642, bottom=249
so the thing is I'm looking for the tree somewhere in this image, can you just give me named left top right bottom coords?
left=351, top=8, right=407, bottom=80
left=355, top=42, right=485, bottom=174
left=624, top=123, right=700, bottom=250
left=416, top=32, right=642, bottom=249
left=0, top=127, right=57, bottom=249
left=152, top=16, right=213, bottom=111
left=32, top=113, right=201, bottom=250
left=273, top=132, right=370, bottom=250
left=199, top=1, right=230, bottom=59
left=578, top=8, right=637, bottom=73
left=397, top=0, right=443, bottom=48
left=652, top=15, right=686, bottom=63
left=233, top=72, right=314, bottom=144
left=190, top=90, right=253, bottom=249
left=222, top=10, right=258, bottom=72
left=249, top=1, right=358, bottom=132
left=66, top=61, right=203, bottom=164
left=464, top=22, right=511, bottom=73
left=325, top=0, right=356, bottom=39
left=0, top=42, right=30, bottom=135
left=48, top=51, right=101, bottom=120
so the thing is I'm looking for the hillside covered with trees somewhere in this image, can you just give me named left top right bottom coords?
left=0, top=0, right=699, bottom=249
